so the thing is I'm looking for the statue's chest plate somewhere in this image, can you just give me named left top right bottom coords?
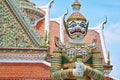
left=62, top=44, right=92, bottom=62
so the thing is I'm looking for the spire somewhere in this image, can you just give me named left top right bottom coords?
left=67, top=0, right=86, bottom=22
left=72, top=0, right=81, bottom=12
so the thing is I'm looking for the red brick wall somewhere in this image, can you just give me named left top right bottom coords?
left=35, top=20, right=60, bottom=54
left=84, top=30, right=102, bottom=49
left=50, top=21, right=60, bottom=54
left=84, top=30, right=105, bottom=64
left=35, top=19, right=45, bottom=36
left=64, top=31, right=70, bottom=42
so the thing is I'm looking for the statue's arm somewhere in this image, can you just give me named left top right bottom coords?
left=85, top=49, right=104, bottom=80
left=50, top=49, right=74, bottom=80
left=85, top=66, right=104, bottom=80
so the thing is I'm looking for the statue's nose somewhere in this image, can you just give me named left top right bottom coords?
left=76, top=26, right=80, bottom=28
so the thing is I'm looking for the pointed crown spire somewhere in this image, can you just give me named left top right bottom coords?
left=67, top=0, right=86, bottom=22
left=72, top=0, right=81, bottom=12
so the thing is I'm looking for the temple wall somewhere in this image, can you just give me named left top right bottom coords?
left=35, top=19, right=45, bottom=36
left=50, top=21, right=60, bottom=54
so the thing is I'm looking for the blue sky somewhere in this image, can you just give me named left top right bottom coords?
left=30, top=0, right=120, bottom=79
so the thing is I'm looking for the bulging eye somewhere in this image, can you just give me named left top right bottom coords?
left=70, top=23, right=76, bottom=28
left=80, top=22, right=86, bottom=28
left=69, top=21, right=77, bottom=28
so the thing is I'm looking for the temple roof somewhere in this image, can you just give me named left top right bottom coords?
left=0, top=0, right=45, bottom=48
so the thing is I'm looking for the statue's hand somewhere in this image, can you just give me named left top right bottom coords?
left=73, top=62, right=86, bottom=77
left=75, top=62, right=86, bottom=71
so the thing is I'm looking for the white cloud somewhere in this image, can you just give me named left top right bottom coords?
left=104, top=22, right=120, bottom=44
left=104, top=22, right=120, bottom=79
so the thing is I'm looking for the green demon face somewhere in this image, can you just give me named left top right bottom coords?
left=65, top=20, right=88, bottom=39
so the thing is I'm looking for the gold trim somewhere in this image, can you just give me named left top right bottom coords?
left=62, top=62, right=75, bottom=68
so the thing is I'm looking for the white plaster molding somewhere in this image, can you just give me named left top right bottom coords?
left=39, top=0, right=54, bottom=10
left=88, top=19, right=108, bottom=63
left=48, top=0, right=54, bottom=8
left=39, top=0, right=54, bottom=33
left=89, top=17, right=107, bottom=30
left=0, top=59, right=50, bottom=66
left=42, top=60, right=51, bottom=66
left=50, top=17, right=65, bottom=44
left=50, top=10, right=68, bottom=44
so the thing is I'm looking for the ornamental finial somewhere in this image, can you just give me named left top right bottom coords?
left=48, top=0, right=54, bottom=8
left=102, top=16, right=107, bottom=29
left=72, top=0, right=81, bottom=12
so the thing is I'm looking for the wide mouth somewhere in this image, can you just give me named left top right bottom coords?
left=69, top=28, right=86, bottom=35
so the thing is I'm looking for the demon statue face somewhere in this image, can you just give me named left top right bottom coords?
left=63, top=0, right=88, bottom=40
left=64, top=20, right=89, bottom=39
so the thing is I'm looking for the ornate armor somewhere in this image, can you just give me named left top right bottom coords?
left=50, top=40, right=104, bottom=80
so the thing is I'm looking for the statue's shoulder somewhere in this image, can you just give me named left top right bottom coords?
left=54, top=36, right=65, bottom=49
left=86, top=43, right=98, bottom=50
left=86, top=42, right=102, bottom=54
left=53, top=36, right=65, bottom=53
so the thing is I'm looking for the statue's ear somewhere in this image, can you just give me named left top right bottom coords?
left=86, top=21, right=89, bottom=32
left=63, top=10, right=69, bottom=36
left=64, top=20, right=69, bottom=35
left=63, top=9, right=72, bottom=38
left=64, top=21, right=73, bottom=39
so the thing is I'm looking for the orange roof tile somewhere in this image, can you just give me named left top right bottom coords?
left=0, top=63, right=50, bottom=79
